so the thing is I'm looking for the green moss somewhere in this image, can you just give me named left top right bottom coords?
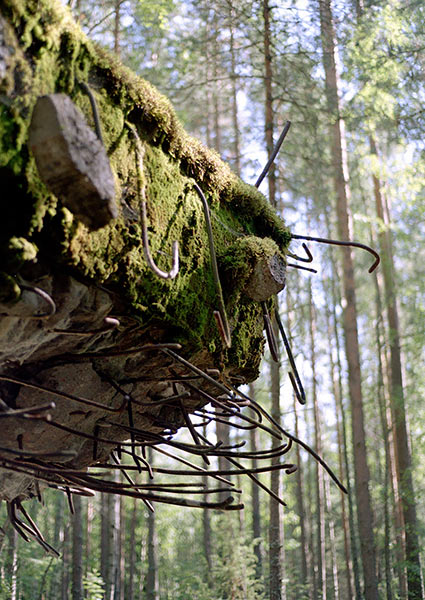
left=0, top=272, right=21, bottom=304
left=0, top=0, right=291, bottom=379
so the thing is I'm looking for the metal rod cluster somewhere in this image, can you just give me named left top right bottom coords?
left=0, top=342, right=348, bottom=555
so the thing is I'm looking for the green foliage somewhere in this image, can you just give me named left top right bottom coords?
left=83, top=570, right=105, bottom=600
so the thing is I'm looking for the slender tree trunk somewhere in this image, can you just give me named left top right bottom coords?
left=262, top=2, right=284, bottom=596
left=324, top=299, right=354, bottom=600
left=212, top=8, right=221, bottom=154
left=127, top=497, right=137, bottom=600
left=249, top=383, right=263, bottom=580
left=146, top=447, right=159, bottom=600
left=324, top=209, right=362, bottom=599
left=308, top=281, right=326, bottom=600
left=370, top=138, right=423, bottom=598
left=61, top=513, right=71, bottom=600
left=372, top=257, right=394, bottom=600
left=111, top=471, right=122, bottom=600
left=325, top=475, right=340, bottom=600
left=227, top=1, right=241, bottom=175
left=8, top=525, right=18, bottom=600
left=49, top=493, right=64, bottom=600
left=202, top=424, right=212, bottom=576
left=317, top=1, right=378, bottom=597
left=72, top=494, right=84, bottom=600
left=101, top=491, right=112, bottom=599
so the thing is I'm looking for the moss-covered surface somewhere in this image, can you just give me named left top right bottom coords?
left=0, top=0, right=290, bottom=379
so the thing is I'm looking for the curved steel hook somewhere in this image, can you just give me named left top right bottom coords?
left=141, top=201, right=179, bottom=279
left=288, top=242, right=313, bottom=263
left=127, top=122, right=179, bottom=281
left=193, top=182, right=231, bottom=348
left=291, top=233, right=380, bottom=273
left=19, top=284, right=56, bottom=319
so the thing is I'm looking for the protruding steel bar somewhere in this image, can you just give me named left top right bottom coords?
left=287, top=242, right=313, bottom=263
left=57, top=470, right=243, bottom=510
left=152, top=446, right=233, bottom=487
left=291, top=233, right=380, bottom=273
left=128, top=123, right=179, bottom=280
left=70, top=342, right=182, bottom=360
left=0, top=446, right=77, bottom=459
left=141, top=200, right=180, bottom=280
left=179, top=401, right=210, bottom=465
left=246, top=394, right=348, bottom=494
left=65, top=487, right=74, bottom=514
left=0, top=375, right=127, bottom=413
left=18, top=284, right=56, bottom=319
left=192, top=182, right=231, bottom=348
left=0, top=401, right=56, bottom=419
left=79, top=80, right=104, bottom=144
left=261, top=301, right=279, bottom=363
left=274, top=309, right=306, bottom=405
left=111, top=451, right=154, bottom=512
left=104, top=376, right=191, bottom=407
left=287, top=263, right=318, bottom=273
left=52, top=316, right=120, bottom=336
left=163, top=349, right=232, bottom=396
left=255, top=121, right=291, bottom=188
left=183, top=381, right=282, bottom=440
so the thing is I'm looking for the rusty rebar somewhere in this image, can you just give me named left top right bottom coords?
left=18, top=284, right=56, bottom=319
left=274, top=309, right=306, bottom=405
left=291, top=233, right=380, bottom=273
left=262, top=301, right=279, bottom=362
left=193, top=182, right=231, bottom=348
left=0, top=375, right=127, bottom=413
left=255, top=121, right=291, bottom=188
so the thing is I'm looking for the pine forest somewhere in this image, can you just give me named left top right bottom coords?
left=0, top=0, right=424, bottom=599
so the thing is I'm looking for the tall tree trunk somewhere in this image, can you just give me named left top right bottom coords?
left=101, top=491, right=112, bottom=599
left=324, top=208, right=362, bottom=599
left=308, top=281, right=326, bottom=600
left=325, top=475, right=340, bottom=600
left=249, top=383, right=263, bottom=580
left=61, top=512, right=71, bottom=600
left=212, top=8, right=221, bottom=154
left=127, top=497, right=137, bottom=600
left=370, top=137, right=423, bottom=598
left=72, top=494, right=84, bottom=600
left=262, top=3, right=284, bottom=597
left=287, top=285, right=310, bottom=597
left=317, top=1, right=378, bottom=597
left=146, top=447, right=159, bottom=600
left=111, top=471, right=122, bottom=600
left=7, top=525, right=18, bottom=600
left=324, top=298, right=354, bottom=600
left=227, top=1, right=241, bottom=175
left=371, top=255, right=394, bottom=600
left=202, top=424, right=212, bottom=576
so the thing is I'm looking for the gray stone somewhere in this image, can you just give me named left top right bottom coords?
left=29, top=94, right=118, bottom=230
left=244, top=253, right=286, bottom=302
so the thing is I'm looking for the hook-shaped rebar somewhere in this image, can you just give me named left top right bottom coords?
left=127, top=122, right=180, bottom=280
left=193, top=182, right=231, bottom=348
left=141, top=201, right=179, bottom=279
left=291, top=233, right=380, bottom=273
left=274, top=308, right=306, bottom=405
left=19, top=284, right=57, bottom=319
left=288, top=242, right=314, bottom=263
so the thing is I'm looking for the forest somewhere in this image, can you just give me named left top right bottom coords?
left=0, top=0, right=424, bottom=599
